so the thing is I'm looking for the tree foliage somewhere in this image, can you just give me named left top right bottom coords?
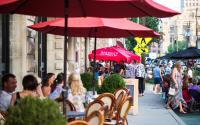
left=167, top=40, right=187, bottom=53
left=125, top=17, right=160, bottom=53
left=125, top=37, right=137, bottom=52
left=145, top=17, right=160, bottom=32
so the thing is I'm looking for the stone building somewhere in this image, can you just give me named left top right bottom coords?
left=0, top=15, right=124, bottom=90
left=161, top=0, right=200, bottom=53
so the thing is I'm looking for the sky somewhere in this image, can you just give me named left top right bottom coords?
left=154, top=0, right=181, bottom=12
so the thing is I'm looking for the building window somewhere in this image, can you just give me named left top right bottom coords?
left=170, top=36, right=173, bottom=43
left=75, top=51, right=78, bottom=62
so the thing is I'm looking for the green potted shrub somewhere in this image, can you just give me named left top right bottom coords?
left=80, top=72, right=93, bottom=91
left=5, top=96, right=66, bottom=125
left=98, top=74, right=125, bottom=94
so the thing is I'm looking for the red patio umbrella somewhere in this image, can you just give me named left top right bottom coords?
left=0, top=0, right=180, bottom=18
left=89, top=48, right=132, bottom=64
left=28, top=17, right=160, bottom=38
left=88, top=46, right=140, bottom=63
left=112, top=45, right=141, bottom=61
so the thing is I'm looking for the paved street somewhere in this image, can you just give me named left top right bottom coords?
left=127, top=84, right=186, bottom=125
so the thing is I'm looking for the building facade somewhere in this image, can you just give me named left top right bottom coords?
left=161, top=0, right=200, bottom=53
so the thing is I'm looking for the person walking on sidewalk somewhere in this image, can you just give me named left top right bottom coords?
left=135, top=60, right=145, bottom=96
left=153, top=63, right=163, bottom=94
left=165, top=63, right=172, bottom=76
left=166, top=61, right=187, bottom=114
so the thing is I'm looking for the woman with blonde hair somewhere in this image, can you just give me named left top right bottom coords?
left=68, top=73, right=86, bottom=112
left=166, top=61, right=187, bottom=113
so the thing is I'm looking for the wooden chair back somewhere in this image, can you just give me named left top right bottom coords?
left=57, top=99, right=76, bottom=112
left=68, top=120, right=88, bottom=125
left=99, top=105, right=109, bottom=120
left=86, top=110, right=104, bottom=125
left=116, top=96, right=132, bottom=125
left=95, top=93, right=116, bottom=118
left=85, top=100, right=104, bottom=119
left=114, top=88, right=129, bottom=99
left=115, top=91, right=127, bottom=110
left=56, top=99, right=76, bottom=122
left=66, top=99, right=76, bottom=111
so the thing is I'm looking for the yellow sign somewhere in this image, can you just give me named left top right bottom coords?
left=134, top=37, right=152, bottom=47
left=134, top=44, right=149, bottom=56
left=134, top=46, right=142, bottom=56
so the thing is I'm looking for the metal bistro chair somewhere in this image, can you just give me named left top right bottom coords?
left=95, top=93, right=116, bottom=119
left=114, top=91, right=127, bottom=111
left=99, top=105, right=109, bottom=121
left=56, top=98, right=76, bottom=112
left=85, top=99, right=104, bottom=120
left=56, top=99, right=76, bottom=121
left=86, top=110, right=104, bottom=125
left=114, top=88, right=129, bottom=99
left=68, top=120, right=88, bottom=125
left=104, top=96, right=132, bottom=125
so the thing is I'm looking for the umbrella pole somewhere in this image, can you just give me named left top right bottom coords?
left=110, top=60, right=111, bottom=72
left=92, top=35, right=97, bottom=95
left=63, top=0, right=68, bottom=118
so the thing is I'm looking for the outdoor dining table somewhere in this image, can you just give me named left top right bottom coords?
left=66, top=111, right=85, bottom=118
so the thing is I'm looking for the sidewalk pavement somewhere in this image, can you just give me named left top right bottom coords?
left=127, top=84, right=186, bottom=125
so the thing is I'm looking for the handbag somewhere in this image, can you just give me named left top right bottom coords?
left=168, top=87, right=176, bottom=96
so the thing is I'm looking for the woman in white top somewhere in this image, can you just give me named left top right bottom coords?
left=68, top=73, right=86, bottom=112
left=187, top=67, right=193, bottom=78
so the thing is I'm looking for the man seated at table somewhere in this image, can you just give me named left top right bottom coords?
left=188, top=79, right=200, bottom=111
left=0, top=73, right=17, bottom=113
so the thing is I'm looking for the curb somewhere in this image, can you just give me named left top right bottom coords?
left=168, top=109, right=186, bottom=125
